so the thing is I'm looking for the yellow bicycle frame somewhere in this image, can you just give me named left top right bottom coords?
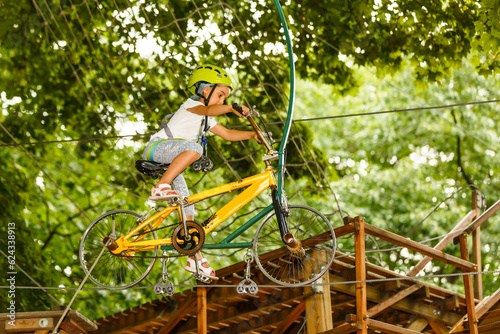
left=111, top=167, right=277, bottom=254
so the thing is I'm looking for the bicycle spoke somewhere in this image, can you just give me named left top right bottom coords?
left=79, top=210, right=162, bottom=290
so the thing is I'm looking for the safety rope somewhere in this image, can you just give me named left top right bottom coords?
left=52, top=242, right=110, bottom=334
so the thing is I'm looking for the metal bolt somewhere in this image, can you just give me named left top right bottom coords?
left=39, top=319, right=49, bottom=328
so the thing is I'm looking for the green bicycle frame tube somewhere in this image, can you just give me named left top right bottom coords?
left=274, top=0, right=295, bottom=200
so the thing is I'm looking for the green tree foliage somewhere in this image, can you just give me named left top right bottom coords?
left=0, top=0, right=499, bottom=319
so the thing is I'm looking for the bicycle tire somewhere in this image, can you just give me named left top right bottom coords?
left=79, top=210, right=158, bottom=290
left=253, top=205, right=336, bottom=287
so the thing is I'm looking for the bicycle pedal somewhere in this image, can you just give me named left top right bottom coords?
left=192, top=273, right=218, bottom=284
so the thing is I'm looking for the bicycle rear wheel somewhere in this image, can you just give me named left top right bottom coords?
left=79, top=210, right=158, bottom=290
left=253, top=205, right=336, bottom=287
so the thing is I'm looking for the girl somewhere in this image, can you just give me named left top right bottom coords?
left=142, top=64, right=260, bottom=279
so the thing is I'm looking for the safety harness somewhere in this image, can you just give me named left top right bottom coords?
left=158, top=84, right=217, bottom=172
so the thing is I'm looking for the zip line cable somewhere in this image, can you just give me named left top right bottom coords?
left=2, top=98, right=498, bottom=148
left=2, top=268, right=499, bottom=291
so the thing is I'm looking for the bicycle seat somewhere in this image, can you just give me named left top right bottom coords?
left=135, top=160, right=170, bottom=179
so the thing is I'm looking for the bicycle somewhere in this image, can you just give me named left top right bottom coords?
left=79, top=104, right=336, bottom=293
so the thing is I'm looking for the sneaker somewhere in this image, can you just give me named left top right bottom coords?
left=148, top=183, right=179, bottom=201
left=184, top=257, right=218, bottom=280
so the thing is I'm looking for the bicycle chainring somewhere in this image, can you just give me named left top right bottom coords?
left=172, top=222, right=205, bottom=255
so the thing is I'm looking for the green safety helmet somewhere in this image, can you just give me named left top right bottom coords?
left=187, top=64, right=232, bottom=95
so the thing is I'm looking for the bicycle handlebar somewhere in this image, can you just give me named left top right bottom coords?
left=232, top=102, right=245, bottom=116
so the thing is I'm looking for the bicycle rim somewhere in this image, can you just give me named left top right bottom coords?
left=79, top=210, right=158, bottom=290
left=253, top=205, right=336, bottom=287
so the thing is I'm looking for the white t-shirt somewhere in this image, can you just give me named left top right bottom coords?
left=151, top=99, right=218, bottom=142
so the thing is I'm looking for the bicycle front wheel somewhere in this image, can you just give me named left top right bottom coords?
left=79, top=210, right=158, bottom=290
left=253, top=205, right=336, bottom=287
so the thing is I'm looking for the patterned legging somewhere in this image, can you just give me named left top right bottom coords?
left=143, top=137, right=203, bottom=216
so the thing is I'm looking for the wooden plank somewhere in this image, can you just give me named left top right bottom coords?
left=0, top=310, right=96, bottom=332
left=197, top=287, right=207, bottom=334
left=354, top=217, right=367, bottom=334
left=407, top=210, right=477, bottom=277
left=366, top=284, right=422, bottom=317
left=327, top=274, right=462, bottom=325
left=5, top=318, right=54, bottom=332
left=477, top=288, right=500, bottom=319
left=305, top=250, right=333, bottom=333
left=471, top=190, right=483, bottom=301
left=452, top=286, right=500, bottom=333
left=428, top=320, right=448, bottom=334
left=364, top=223, right=476, bottom=271
left=366, top=319, right=421, bottom=334
left=459, top=234, right=479, bottom=334
left=271, top=301, right=305, bottom=334
left=464, top=199, right=500, bottom=235
left=472, top=228, right=482, bottom=300
left=320, top=322, right=356, bottom=334
left=405, top=317, right=428, bottom=331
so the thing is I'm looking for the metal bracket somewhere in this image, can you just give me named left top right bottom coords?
left=263, top=152, right=279, bottom=162
left=154, top=251, right=175, bottom=296
left=237, top=249, right=259, bottom=295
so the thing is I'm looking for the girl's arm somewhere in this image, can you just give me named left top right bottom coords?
left=188, top=104, right=249, bottom=117
left=209, top=124, right=261, bottom=142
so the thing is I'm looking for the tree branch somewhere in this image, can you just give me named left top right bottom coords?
left=451, top=111, right=474, bottom=186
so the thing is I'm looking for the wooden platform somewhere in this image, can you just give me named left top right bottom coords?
left=92, top=248, right=500, bottom=333
left=92, top=196, right=500, bottom=334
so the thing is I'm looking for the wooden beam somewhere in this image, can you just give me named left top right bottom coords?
left=197, top=287, right=207, bottom=334
left=472, top=190, right=483, bottom=300
left=407, top=210, right=477, bottom=277
left=366, top=319, right=421, bottom=334
left=0, top=310, right=96, bottom=333
left=271, top=301, right=305, bottom=334
left=354, top=217, right=367, bottom=334
left=364, top=223, right=476, bottom=271
left=305, top=251, right=333, bottom=333
left=405, top=317, right=428, bottom=331
left=320, top=322, right=356, bottom=334
left=459, top=234, right=479, bottom=334
left=327, top=274, right=462, bottom=324
left=366, top=284, right=422, bottom=318
left=464, top=198, right=500, bottom=235
left=428, top=320, right=448, bottom=334
left=451, top=287, right=500, bottom=333
left=472, top=228, right=483, bottom=300
left=5, top=318, right=54, bottom=332
left=476, top=288, right=500, bottom=319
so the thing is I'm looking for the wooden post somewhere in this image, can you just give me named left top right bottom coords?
left=354, top=216, right=367, bottom=334
left=458, top=234, right=479, bottom=334
left=471, top=190, right=483, bottom=300
left=305, top=250, right=333, bottom=333
left=197, top=287, right=207, bottom=334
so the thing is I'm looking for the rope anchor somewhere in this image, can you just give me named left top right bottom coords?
left=154, top=251, right=175, bottom=296
left=237, top=249, right=258, bottom=295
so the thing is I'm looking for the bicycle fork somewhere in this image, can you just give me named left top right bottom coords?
left=271, top=189, right=306, bottom=257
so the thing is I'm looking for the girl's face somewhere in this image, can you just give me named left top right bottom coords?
left=203, top=85, right=230, bottom=106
